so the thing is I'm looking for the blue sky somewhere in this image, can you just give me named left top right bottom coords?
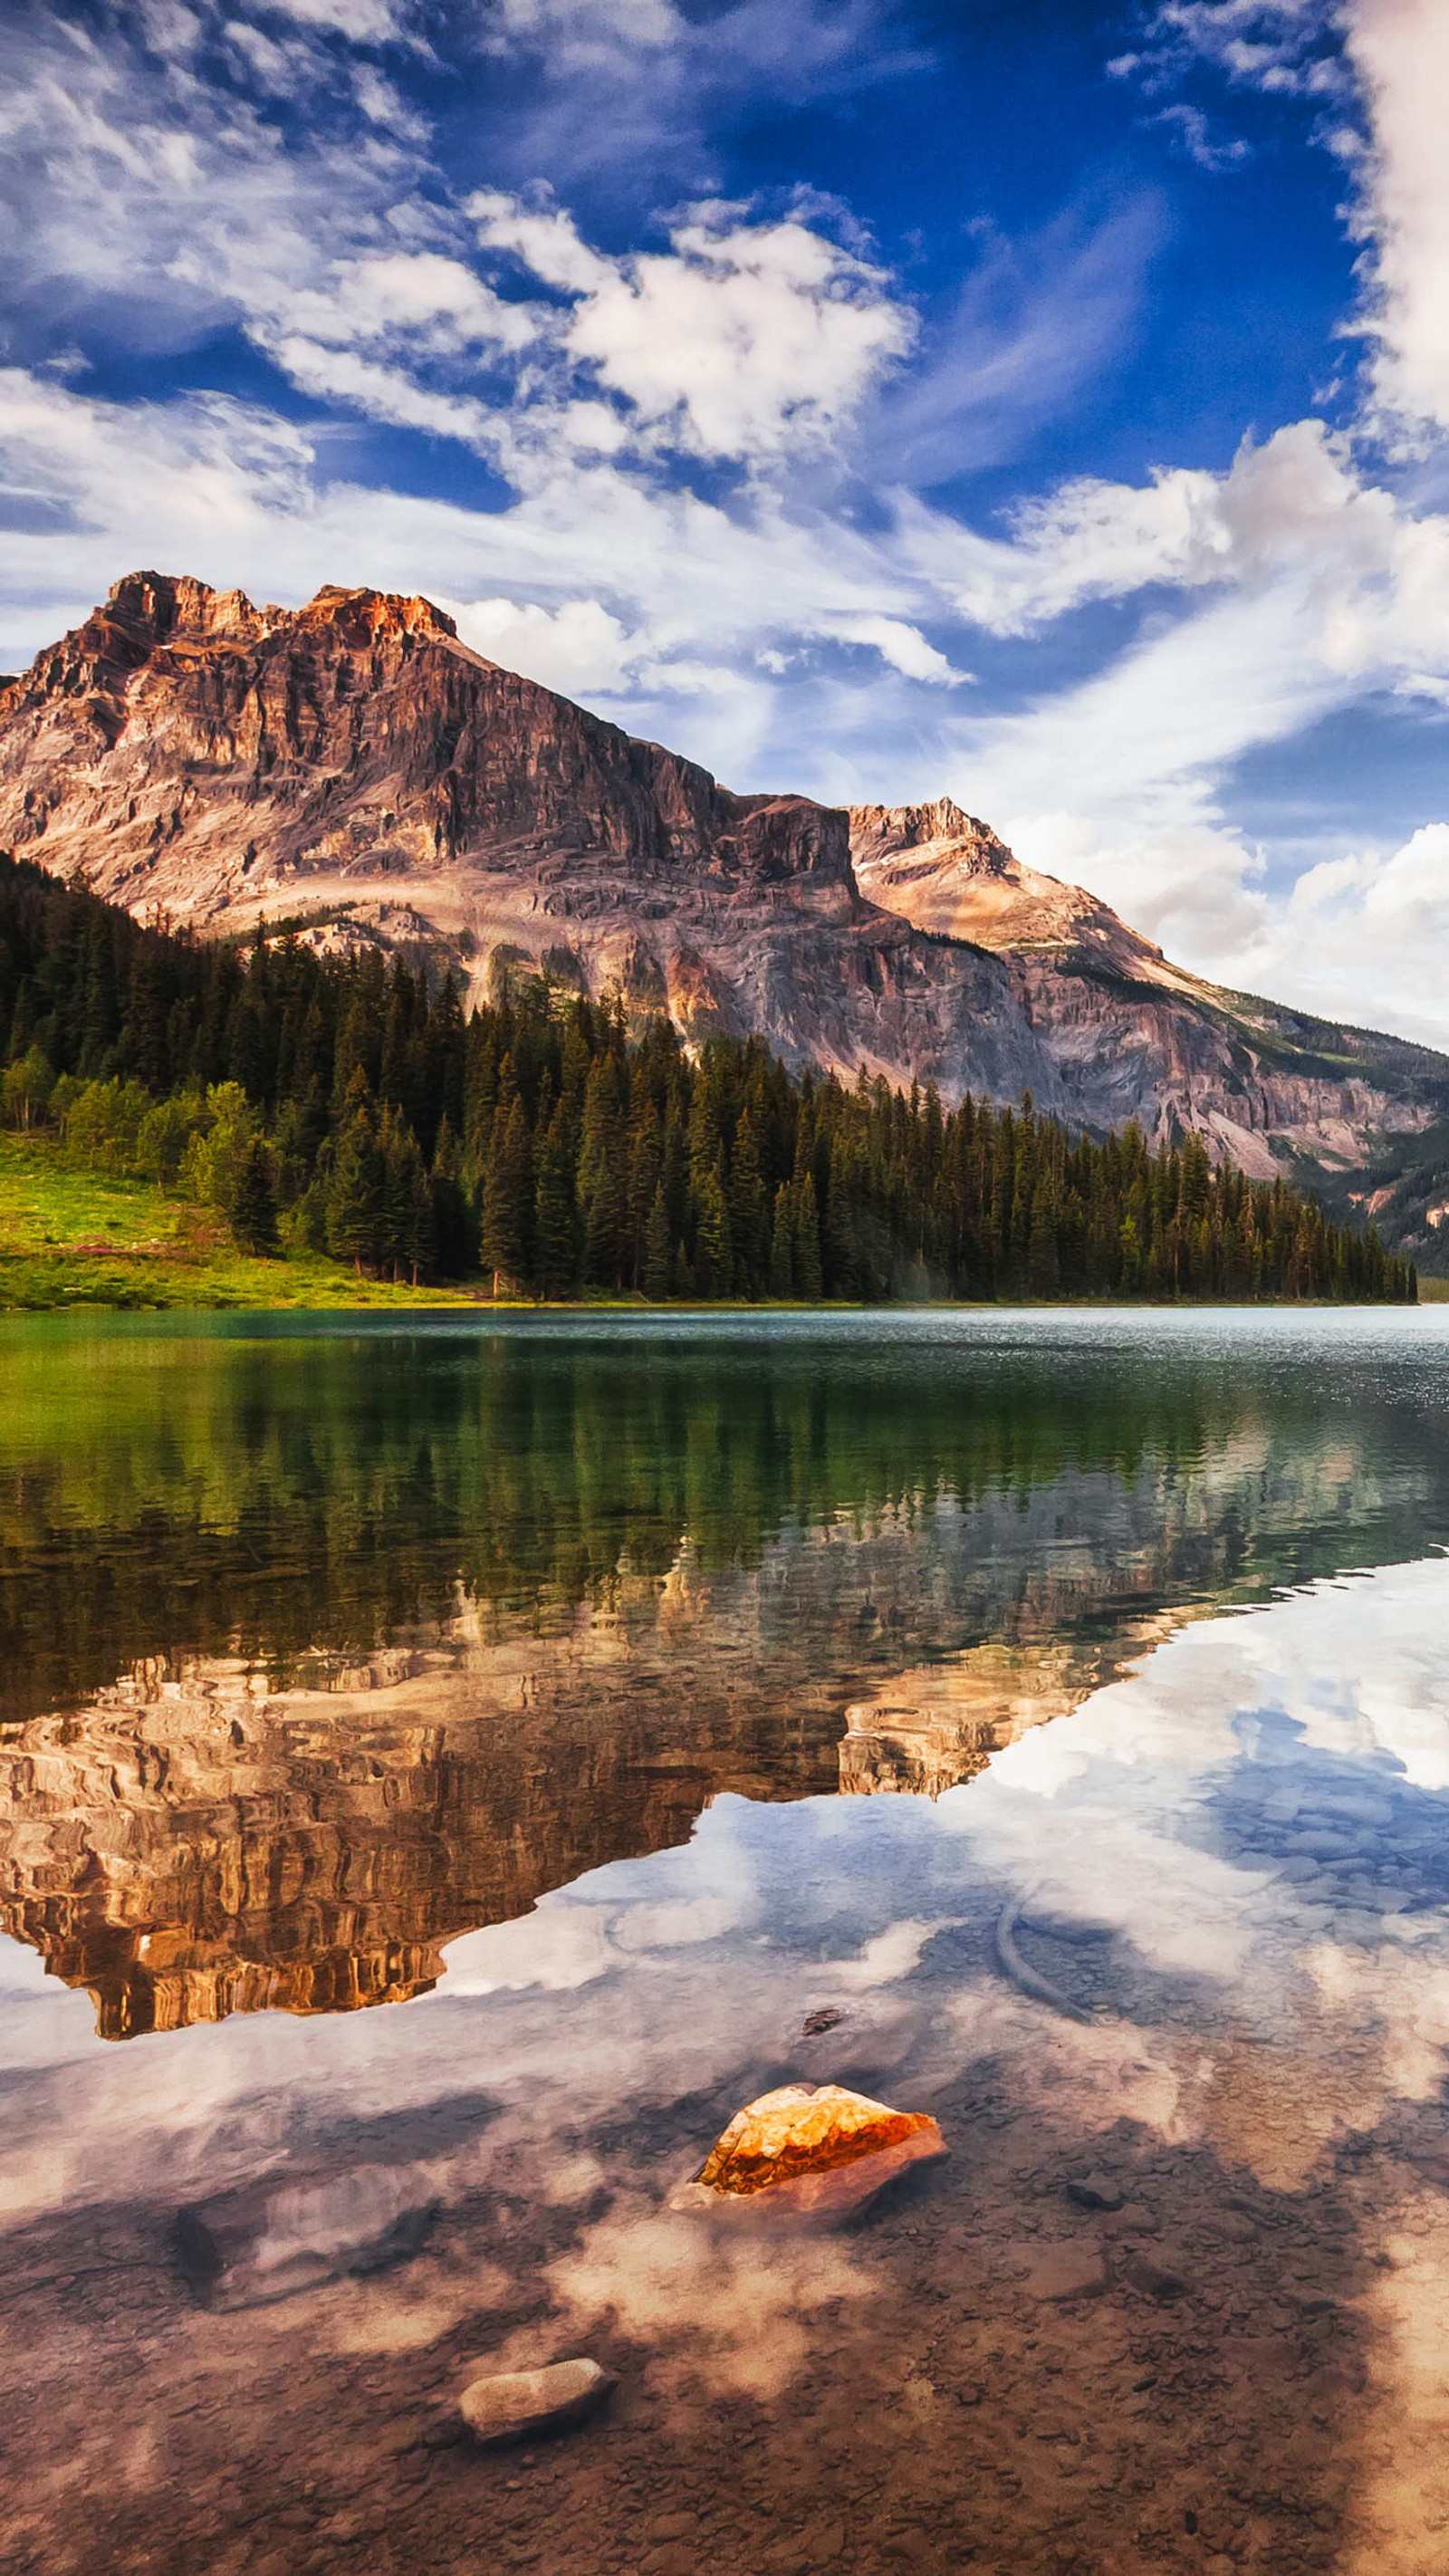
left=4, top=0, right=1449, bottom=1041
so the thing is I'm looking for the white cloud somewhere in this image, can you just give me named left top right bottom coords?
left=1116, top=2, right=1347, bottom=101
left=918, top=419, right=1423, bottom=642
left=482, top=0, right=678, bottom=56
left=254, top=0, right=414, bottom=34
left=1122, top=2, right=1449, bottom=442
left=1259, top=822, right=1449, bottom=1041
left=1346, top=0, right=1449, bottom=438
left=830, top=616, right=966, bottom=685
left=448, top=594, right=638, bottom=696
left=470, top=194, right=913, bottom=466
left=901, top=418, right=1449, bottom=1024
left=276, top=251, right=534, bottom=354
left=0, top=2, right=428, bottom=357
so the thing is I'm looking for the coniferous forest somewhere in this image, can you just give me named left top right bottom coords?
left=0, top=852, right=1415, bottom=1302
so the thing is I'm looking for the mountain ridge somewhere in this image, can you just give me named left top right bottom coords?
left=2, top=569, right=1445, bottom=1185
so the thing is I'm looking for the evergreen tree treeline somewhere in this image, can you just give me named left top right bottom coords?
left=0, top=852, right=1415, bottom=1303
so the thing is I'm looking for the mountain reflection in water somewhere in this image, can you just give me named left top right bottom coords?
left=14, top=1314, right=1449, bottom=2576
left=3, top=1311, right=1445, bottom=2040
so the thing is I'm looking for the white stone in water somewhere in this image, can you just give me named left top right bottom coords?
left=458, top=2358, right=617, bottom=2446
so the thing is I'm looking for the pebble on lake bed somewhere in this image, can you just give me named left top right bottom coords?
left=458, top=2359, right=617, bottom=2447
left=674, top=2081, right=946, bottom=2225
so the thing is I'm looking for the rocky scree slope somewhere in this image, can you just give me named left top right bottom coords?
left=1, top=571, right=1445, bottom=1177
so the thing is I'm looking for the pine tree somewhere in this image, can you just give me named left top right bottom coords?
left=694, top=1163, right=734, bottom=1296
left=769, top=1184, right=795, bottom=1297
left=379, top=1111, right=433, bottom=1283
left=480, top=1096, right=533, bottom=1294
left=227, top=1136, right=278, bottom=1254
left=794, top=1174, right=823, bottom=1300
left=429, top=1115, right=473, bottom=1277
left=326, top=1099, right=385, bottom=1274
left=642, top=1180, right=673, bottom=1300
left=584, top=1147, right=631, bottom=1288
left=728, top=1110, right=770, bottom=1295
left=534, top=1105, right=580, bottom=1298
left=1026, top=1178, right=1060, bottom=1297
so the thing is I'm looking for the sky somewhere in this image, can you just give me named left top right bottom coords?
left=3, top=1, right=1449, bottom=1043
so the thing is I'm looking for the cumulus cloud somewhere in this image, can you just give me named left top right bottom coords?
left=450, top=594, right=639, bottom=695
left=469, top=194, right=913, bottom=466
left=920, top=419, right=1426, bottom=641
left=1261, top=822, right=1449, bottom=1042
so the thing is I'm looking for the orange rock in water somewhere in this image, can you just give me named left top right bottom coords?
left=678, top=2082, right=946, bottom=2225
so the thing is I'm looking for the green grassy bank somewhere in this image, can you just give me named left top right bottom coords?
left=0, top=1135, right=479, bottom=1311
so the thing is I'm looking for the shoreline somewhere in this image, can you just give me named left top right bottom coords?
left=0, top=1268, right=1435, bottom=1315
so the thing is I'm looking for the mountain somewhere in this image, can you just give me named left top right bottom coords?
left=849, top=798, right=1177, bottom=984
left=3, top=568, right=1446, bottom=1183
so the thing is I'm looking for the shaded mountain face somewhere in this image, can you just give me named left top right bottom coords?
left=2, top=570, right=1446, bottom=1173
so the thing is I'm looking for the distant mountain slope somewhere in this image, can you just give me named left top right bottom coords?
left=1302, top=1120, right=1449, bottom=1271
left=1, top=569, right=1445, bottom=1179
left=850, top=798, right=1180, bottom=985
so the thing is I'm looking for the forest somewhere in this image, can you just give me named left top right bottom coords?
left=0, top=851, right=1416, bottom=1304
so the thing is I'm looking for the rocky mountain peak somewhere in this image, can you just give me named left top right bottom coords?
left=0, top=568, right=1444, bottom=1178
left=104, top=571, right=272, bottom=648
left=849, top=799, right=1012, bottom=876
left=298, top=583, right=462, bottom=647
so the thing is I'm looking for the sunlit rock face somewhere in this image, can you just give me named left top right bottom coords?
left=849, top=800, right=1172, bottom=984
left=1, top=572, right=1444, bottom=1168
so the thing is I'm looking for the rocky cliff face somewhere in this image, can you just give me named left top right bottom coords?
left=2, top=570, right=1445, bottom=1170
left=850, top=797, right=1176, bottom=984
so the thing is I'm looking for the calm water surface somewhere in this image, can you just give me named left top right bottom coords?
left=5, top=1308, right=1449, bottom=2575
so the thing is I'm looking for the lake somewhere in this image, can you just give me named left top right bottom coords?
left=5, top=1307, right=1449, bottom=2576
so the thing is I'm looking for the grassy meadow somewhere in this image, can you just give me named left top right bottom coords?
left=0, top=1135, right=480, bottom=1311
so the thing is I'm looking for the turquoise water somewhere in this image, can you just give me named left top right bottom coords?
left=5, top=1309, right=1449, bottom=2573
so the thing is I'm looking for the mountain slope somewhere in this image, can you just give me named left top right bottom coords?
left=2, top=569, right=1445, bottom=1178
left=850, top=798, right=1180, bottom=985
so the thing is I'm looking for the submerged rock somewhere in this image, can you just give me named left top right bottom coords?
left=1124, top=2249, right=1189, bottom=2302
left=1067, top=2169, right=1126, bottom=2212
left=176, top=2164, right=438, bottom=2310
left=458, top=2358, right=617, bottom=2447
left=676, top=2081, right=946, bottom=2225
left=1025, top=2244, right=1108, bottom=2303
